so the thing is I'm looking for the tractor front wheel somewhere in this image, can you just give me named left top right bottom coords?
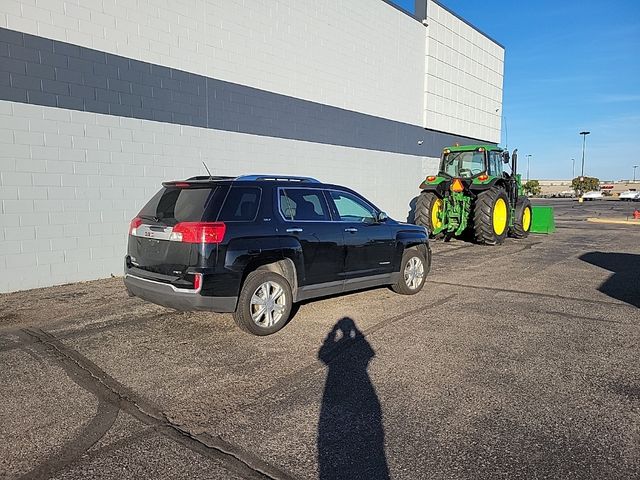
left=415, top=191, right=443, bottom=236
left=473, top=187, right=509, bottom=245
left=510, top=196, right=532, bottom=238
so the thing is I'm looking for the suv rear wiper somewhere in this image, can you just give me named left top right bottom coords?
left=139, top=214, right=161, bottom=222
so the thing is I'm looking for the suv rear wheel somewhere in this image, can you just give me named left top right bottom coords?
left=233, top=270, right=293, bottom=335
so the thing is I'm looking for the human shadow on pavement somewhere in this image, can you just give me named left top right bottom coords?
left=317, top=317, right=390, bottom=480
left=579, top=252, right=640, bottom=308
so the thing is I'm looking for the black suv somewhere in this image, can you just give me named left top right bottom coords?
left=124, top=175, right=430, bottom=335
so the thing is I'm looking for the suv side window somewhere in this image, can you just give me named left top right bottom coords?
left=219, top=187, right=261, bottom=222
left=328, top=190, right=377, bottom=223
left=279, top=188, right=330, bottom=221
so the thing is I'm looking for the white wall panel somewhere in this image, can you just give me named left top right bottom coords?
left=424, top=0, right=504, bottom=143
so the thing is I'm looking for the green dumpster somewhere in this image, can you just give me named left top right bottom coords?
left=530, top=206, right=555, bottom=234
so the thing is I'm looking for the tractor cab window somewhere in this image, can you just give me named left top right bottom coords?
left=442, top=151, right=484, bottom=178
left=488, top=151, right=504, bottom=176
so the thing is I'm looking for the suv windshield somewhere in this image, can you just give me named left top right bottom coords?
left=441, top=151, right=485, bottom=178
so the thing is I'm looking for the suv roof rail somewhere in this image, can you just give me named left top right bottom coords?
left=235, top=174, right=320, bottom=183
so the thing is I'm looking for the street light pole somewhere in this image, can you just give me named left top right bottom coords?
left=580, top=131, right=590, bottom=177
left=504, top=115, right=508, bottom=150
left=572, top=158, right=575, bottom=179
left=496, top=108, right=508, bottom=149
left=526, top=154, right=532, bottom=182
left=634, top=165, right=638, bottom=182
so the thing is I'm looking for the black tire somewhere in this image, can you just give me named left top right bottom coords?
left=391, top=248, right=428, bottom=295
left=510, top=196, right=532, bottom=238
left=233, top=270, right=293, bottom=335
left=473, top=187, right=510, bottom=245
left=415, top=191, right=443, bottom=236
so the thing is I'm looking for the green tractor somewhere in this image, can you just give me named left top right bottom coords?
left=415, top=144, right=532, bottom=245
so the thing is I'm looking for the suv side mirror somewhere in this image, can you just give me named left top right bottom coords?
left=376, top=211, right=388, bottom=223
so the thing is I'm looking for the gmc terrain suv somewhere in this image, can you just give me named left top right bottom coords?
left=124, top=175, right=430, bottom=335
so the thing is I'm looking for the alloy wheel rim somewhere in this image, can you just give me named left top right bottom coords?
left=250, top=281, right=286, bottom=327
left=404, top=257, right=424, bottom=290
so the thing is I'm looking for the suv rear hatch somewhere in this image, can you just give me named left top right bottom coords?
left=126, top=183, right=229, bottom=288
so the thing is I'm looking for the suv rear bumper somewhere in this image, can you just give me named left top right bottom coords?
left=124, top=274, right=237, bottom=312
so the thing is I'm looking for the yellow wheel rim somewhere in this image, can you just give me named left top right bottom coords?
left=522, top=206, right=531, bottom=231
left=493, top=198, right=507, bottom=235
left=432, top=198, right=443, bottom=229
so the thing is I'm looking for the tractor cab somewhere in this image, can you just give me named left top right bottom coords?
left=438, top=145, right=509, bottom=180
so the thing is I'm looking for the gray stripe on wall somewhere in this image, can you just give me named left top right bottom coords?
left=0, top=27, right=489, bottom=158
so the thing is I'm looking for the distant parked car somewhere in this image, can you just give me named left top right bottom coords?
left=619, top=189, right=640, bottom=201
left=582, top=191, right=604, bottom=200
left=557, top=190, right=576, bottom=198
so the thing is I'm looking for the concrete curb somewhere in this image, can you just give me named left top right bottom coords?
left=587, top=217, right=640, bottom=226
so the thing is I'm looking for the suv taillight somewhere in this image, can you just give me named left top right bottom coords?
left=129, top=217, right=142, bottom=235
left=169, top=222, right=226, bottom=244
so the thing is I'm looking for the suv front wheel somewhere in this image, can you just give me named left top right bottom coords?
left=392, top=248, right=427, bottom=295
left=233, top=270, right=293, bottom=335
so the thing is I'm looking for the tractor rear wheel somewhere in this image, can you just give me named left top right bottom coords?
left=415, top=191, right=443, bottom=235
left=473, top=187, right=509, bottom=245
left=510, top=196, right=532, bottom=238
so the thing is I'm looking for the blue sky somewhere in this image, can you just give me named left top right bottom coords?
left=391, top=0, right=640, bottom=180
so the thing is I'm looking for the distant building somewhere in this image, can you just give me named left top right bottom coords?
left=538, top=180, right=640, bottom=196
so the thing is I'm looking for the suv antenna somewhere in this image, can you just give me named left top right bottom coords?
left=202, top=161, right=213, bottom=180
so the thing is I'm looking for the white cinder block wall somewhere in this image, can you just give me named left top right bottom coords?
left=424, top=1, right=504, bottom=143
left=0, top=0, right=504, bottom=292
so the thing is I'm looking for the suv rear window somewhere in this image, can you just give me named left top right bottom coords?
left=219, top=187, right=261, bottom=222
left=138, top=186, right=227, bottom=225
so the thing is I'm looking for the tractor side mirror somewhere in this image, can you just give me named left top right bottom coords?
left=502, top=151, right=510, bottom=163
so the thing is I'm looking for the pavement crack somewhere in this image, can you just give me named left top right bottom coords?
left=22, top=328, right=297, bottom=480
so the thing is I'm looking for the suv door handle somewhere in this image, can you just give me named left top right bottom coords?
left=286, top=228, right=303, bottom=233
left=344, top=228, right=358, bottom=233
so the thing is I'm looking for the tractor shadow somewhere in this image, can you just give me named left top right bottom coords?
left=406, top=196, right=418, bottom=224
left=317, top=317, right=390, bottom=480
left=579, top=252, right=640, bottom=308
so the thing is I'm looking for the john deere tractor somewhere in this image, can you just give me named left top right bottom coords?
left=415, top=144, right=531, bottom=245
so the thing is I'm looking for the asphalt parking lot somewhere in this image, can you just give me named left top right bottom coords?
left=1, top=198, right=639, bottom=480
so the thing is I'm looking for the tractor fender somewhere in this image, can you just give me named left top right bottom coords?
left=420, top=183, right=449, bottom=197
left=470, top=177, right=506, bottom=192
